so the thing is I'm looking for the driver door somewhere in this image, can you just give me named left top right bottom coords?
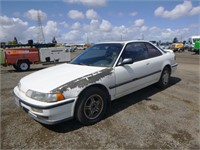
left=113, top=42, right=151, bottom=98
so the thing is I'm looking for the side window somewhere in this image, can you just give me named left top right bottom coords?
left=145, top=43, right=162, bottom=58
left=121, top=42, right=148, bottom=62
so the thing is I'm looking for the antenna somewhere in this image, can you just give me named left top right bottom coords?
left=37, top=10, right=45, bottom=43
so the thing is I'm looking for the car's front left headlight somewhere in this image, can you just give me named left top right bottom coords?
left=26, top=90, right=65, bottom=102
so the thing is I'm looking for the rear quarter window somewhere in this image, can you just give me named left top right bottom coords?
left=145, top=43, right=162, bottom=58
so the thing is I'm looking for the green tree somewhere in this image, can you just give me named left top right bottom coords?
left=13, top=37, right=18, bottom=44
left=173, top=37, right=178, bottom=43
left=8, top=37, right=18, bottom=45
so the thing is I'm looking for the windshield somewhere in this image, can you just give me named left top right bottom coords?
left=71, top=43, right=123, bottom=67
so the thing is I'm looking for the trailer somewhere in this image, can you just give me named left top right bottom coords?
left=2, top=47, right=39, bottom=71
left=1, top=47, right=71, bottom=71
left=39, top=47, right=71, bottom=64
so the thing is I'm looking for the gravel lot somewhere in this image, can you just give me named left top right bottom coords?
left=1, top=50, right=200, bottom=149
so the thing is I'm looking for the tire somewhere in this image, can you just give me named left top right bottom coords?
left=17, top=61, right=30, bottom=71
left=156, top=67, right=170, bottom=89
left=75, top=87, right=108, bottom=125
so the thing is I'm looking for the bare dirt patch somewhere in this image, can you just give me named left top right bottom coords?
left=1, top=51, right=199, bottom=149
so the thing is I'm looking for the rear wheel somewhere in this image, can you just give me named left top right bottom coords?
left=75, top=87, right=108, bottom=125
left=17, top=61, right=30, bottom=71
left=157, top=67, right=170, bottom=89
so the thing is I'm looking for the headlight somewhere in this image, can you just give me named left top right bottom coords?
left=26, top=90, right=65, bottom=102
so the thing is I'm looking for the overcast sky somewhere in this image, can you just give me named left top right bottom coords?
left=1, top=0, right=200, bottom=44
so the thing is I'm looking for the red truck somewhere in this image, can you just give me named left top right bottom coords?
left=2, top=47, right=39, bottom=71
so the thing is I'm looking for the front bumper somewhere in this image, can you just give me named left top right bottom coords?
left=13, top=86, right=77, bottom=125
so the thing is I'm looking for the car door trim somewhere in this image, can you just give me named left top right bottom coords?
left=109, top=70, right=161, bottom=89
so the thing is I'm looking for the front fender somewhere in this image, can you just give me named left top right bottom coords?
left=53, top=68, right=115, bottom=98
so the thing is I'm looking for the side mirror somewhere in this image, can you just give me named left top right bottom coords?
left=118, top=58, right=133, bottom=66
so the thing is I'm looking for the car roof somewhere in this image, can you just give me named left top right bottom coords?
left=97, top=40, right=150, bottom=45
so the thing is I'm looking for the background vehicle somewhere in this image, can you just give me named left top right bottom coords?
left=193, top=40, right=200, bottom=54
left=159, top=42, right=171, bottom=49
left=39, top=47, right=71, bottom=64
left=183, top=42, right=193, bottom=51
left=189, top=36, right=200, bottom=54
left=83, top=44, right=91, bottom=50
left=171, top=43, right=184, bottom=52
left=64, top=44, right=76, bottom=52
left=189, top=36, right=200, bottom=47
left=1, top=47, right=71, bottom=71
left=2, top=47, right=39, bottom=71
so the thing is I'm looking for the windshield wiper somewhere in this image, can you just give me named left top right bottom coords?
left=77, top=63, right=86, bottom=65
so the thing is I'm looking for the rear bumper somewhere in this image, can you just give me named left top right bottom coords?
left=13, top=86, right=77, bottom=125
left=171, top=63, right=178, bottom=74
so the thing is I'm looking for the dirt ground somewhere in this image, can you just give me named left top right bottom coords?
left=1, top=50, right=200, bottom=149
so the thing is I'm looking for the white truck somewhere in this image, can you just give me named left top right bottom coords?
left=188, top=36, right=200, bottom=51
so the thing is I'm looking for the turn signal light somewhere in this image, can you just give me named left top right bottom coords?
left=57, top=92, right=65, bottom=101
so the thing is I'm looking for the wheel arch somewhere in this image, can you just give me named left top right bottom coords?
left=73, top=83, right=111, bottom=115
left=162, top=64, right=171, bottom=75
left=78, top=83, right=111, bottom=101
left=16, top=59, right=31, bottom=64
left=73, top=83, right=111, bottom=124
left=161, top=58, right=172, bottom=75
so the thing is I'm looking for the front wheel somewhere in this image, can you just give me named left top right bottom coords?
left=156, top=67, right=170, bottom=89
left=75, top=87, right=108, bottom=125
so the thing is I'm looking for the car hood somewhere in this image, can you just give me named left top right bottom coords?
left=19, top=63, right=107, bottom=93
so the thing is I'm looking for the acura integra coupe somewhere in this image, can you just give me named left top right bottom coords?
left=13, top=40, right=177, bottom=125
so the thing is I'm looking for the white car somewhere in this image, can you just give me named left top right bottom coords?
left=13, top=40, right=178, bottom=125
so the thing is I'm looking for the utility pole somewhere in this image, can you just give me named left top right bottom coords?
left=180, top=34, right=183, bottom=42
left=37, top=10, right=45, bottom=44
left=86, top=33, right=89, bottom=45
